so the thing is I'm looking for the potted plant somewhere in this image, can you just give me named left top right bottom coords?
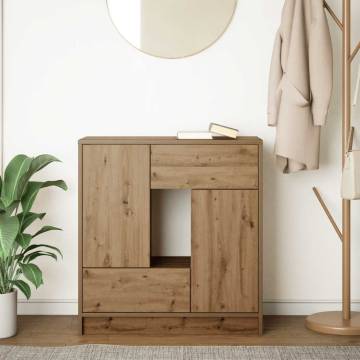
left=0, top=154, right=67, bottom=338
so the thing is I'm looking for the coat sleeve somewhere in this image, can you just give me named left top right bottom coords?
left=309, top=6, right=333, bottom=126
left=268, top=30, right=283, bottom=127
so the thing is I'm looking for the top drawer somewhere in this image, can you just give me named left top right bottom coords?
left=151, top=145, right=259, bottom=189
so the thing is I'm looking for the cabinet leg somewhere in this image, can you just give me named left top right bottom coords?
left=78, top=316, right=84, bottom=335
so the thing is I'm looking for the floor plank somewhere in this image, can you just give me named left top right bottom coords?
left=0, top=316, right=360, bottom=346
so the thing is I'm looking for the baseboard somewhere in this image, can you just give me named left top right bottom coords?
left=264, top=299, right=360, bottom=315
left=17, top=299, right=360, bottom=316
left=17, top=299, right=78, bottom=315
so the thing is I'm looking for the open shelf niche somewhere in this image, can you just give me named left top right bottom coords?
left=150, top=190, right=191, bottom=268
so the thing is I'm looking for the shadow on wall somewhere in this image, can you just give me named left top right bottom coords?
left=262, top=141, right=280, bottom=308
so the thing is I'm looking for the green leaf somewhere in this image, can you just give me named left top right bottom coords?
left=15, top=155, right=62, bottom=200
left=33, top=226, right=62, bottom=238
left=23, top=251, right=58, bottom=263
left=42, top=180, right=67, bottom=191
left=11, top=280, right=31, bottom=300
left=15, top=233, right=32, bottom=248
left=19, top=263, right=43, bottom=289
left=29, top=155, right=60, bottom=175
left=15, top=253, right=24, bottom=261
left=20, top=182, right=43, bottom=214
left=17, top=212, right=46, bottom=231
left=1, top=155, right=32, bottom=206
left=5, top=201, right=20, bottom=216
left=0, top=200, right=6, bottom=213
left=21, top=180, right=67, bottom=214
left=22, top=244, right=62, bottom=258
left=0, top=213, right=20, bottom=259
left=0, top=199, right=18, bottom=215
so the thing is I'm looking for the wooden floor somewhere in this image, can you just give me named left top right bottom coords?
left=0, top=316, right=360, bottom=346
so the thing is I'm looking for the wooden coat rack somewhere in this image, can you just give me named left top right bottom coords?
left=305, top=0, right=360, bottom=335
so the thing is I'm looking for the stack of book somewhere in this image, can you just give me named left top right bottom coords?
left=177, top=123, right=238, bottom=140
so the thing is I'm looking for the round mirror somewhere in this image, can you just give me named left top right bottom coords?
left=107, top=0, right=237, bottom=59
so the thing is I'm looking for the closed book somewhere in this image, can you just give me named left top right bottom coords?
left=209, top=123, right=238, bottom=139
left=177, top=131, right=213, bottom=139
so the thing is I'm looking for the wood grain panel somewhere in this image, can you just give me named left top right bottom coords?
left=82, top=312, right=258, bottom=318
left=4, top=315, right=360, bottom=345
left=79, top=136, right=263, bottom=145
left=191, top=190, right=258, bottom=313
left=82, top=145, right=150, bottom=268
left=258, top=143, right=263, bottom=334
left=78, top=144, right=83, bottom=334
left=83, top=316, right=258, bottom=335
left=151, top=145, right=258, bottom=189
left=83, top=268, right=190, bottom=313
left=151, top=256, right=191, bottom=268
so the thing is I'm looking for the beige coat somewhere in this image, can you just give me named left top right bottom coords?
left=268, top=0, right=333, bottom=173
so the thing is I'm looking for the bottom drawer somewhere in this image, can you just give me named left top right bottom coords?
left=82, top=268, right=190, bottom=312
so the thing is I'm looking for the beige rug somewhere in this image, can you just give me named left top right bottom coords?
left=1, top=345, right=360, bottom=360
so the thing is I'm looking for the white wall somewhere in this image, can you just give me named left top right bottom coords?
left=3, top=0, right=360, bottom=315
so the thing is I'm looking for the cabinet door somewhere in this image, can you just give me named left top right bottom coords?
left=82, top=145, right=150, bottom=267
left=191, top=190, right=258, bottom=312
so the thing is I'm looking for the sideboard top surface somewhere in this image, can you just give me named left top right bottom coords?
left=79, top=136, right=262, bottom=145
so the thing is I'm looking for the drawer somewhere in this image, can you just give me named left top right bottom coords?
left=83, top=268, right=190, bottom=312
left=151, top=145, right=258, bottom=189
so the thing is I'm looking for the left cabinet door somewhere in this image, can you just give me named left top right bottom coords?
left=82, top=145, right=150, bottom=267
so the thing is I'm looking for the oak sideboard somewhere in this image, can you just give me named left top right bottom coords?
left=78, top=136, right=263, bottom=335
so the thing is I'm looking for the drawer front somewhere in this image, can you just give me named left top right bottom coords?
left=83, top=268, right=190, bottom=312
left=151, top=145, right=258, bottom=189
